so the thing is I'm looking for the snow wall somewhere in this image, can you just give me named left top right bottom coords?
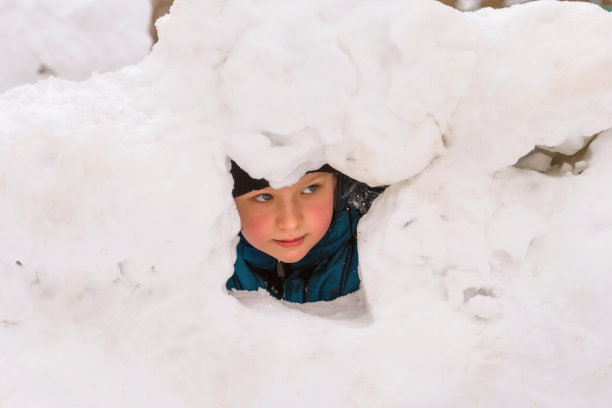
left=1, top=0, right=612, bottom=406
left=0, top=0, right=152, bottom=92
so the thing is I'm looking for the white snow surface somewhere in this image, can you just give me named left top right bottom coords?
left=2, top=0, right=612, bottom=406
left=0, top=0, right=151, bottom=92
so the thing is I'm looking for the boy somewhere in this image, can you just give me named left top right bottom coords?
left=226, top=160, right=363, bottom=303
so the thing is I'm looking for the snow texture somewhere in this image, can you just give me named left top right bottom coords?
left=1, top=0, right=612, bottom=406
left=0, top=0, right=151, bottom=92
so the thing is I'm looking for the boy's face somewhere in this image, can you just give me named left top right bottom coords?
left=234, top=172, right=336, bottom=263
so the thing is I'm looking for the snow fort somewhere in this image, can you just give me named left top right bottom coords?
left=1, top=0, right=612, bottom=406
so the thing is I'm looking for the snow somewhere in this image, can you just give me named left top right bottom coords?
left=1, top=0, right=612, bottom=406
left=0, top=0, right=151, bottom=92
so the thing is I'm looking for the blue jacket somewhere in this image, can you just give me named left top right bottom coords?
left=226, top=201, right=361, bottom=303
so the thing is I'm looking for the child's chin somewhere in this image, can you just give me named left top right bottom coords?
left=276, top=251, right=307, bottom=264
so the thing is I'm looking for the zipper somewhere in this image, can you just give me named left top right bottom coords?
left=341, top=205, right=356, bottom=294
left=276, top=261, right=289, bottom=299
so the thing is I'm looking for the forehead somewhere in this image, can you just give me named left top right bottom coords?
left=295, top=171, right=332, bottom=184
left=253, top=172, right=333, bottom=194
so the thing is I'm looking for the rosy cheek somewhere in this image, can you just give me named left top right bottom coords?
left=241, top=214, right=272, bottom=245
left=309, top=201, right=334, bottom=234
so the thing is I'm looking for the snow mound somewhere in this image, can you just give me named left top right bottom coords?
left=0, top=0, right=151, bottom=92
left=1, top=0, right=612, bottom=406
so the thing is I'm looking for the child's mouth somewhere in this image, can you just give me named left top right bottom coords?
left=274, top=236, right=305, bottom=248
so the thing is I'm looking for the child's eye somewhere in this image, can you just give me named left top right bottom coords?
left=255, top=193, right=273, bottom=202
left=302, top=185, right=319, bottom=194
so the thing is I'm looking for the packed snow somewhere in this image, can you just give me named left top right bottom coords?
left=0, top=0, right=151, bottom=92
left=1, top=0, right=612, bottom=406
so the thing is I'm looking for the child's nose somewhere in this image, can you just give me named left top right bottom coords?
left=276, top=200, right=302, bottom=230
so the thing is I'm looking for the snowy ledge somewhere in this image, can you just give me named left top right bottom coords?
left=1, top=0, right=612, bottom=406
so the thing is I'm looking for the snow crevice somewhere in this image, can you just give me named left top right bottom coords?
left=514, top=131, right=604, bottom=175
